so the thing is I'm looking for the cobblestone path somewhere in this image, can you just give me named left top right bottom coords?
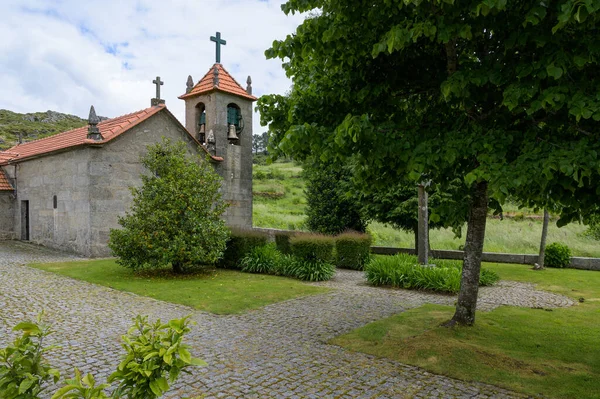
left=0, top=241, right=573, bottom=398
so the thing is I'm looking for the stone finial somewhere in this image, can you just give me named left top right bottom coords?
left=246, top=75, right=252, bottom=95
left=213, top=66, right=219, bottom=87
left=87, top=105, right=103, bottom=141
left=186, top=75, right=194, bottom=93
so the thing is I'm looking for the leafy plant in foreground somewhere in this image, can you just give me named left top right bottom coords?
left=240, top=244, right=281, bottom=274
left=0, top=315, right=60, bottom=399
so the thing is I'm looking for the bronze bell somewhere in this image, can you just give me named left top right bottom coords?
left=199, top=123, right=205, bottom=134
left=227, top=124, right=239, bottom=141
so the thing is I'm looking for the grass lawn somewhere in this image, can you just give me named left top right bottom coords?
left=30, top=259, right=329, bottom=315
left=331, top=264, right=600, bottom=399
left=253, top=161, right=600, bottom=257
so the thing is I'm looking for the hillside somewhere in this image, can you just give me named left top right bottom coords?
left=0, top=109, right=91, bottom=150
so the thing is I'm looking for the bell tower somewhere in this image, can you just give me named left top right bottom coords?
left=179, top=32, right=256, bottom=228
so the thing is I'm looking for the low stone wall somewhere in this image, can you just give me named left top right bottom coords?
left=251, top=227, right=600, bottom=271
left=371, top=246, right=600, bottom=271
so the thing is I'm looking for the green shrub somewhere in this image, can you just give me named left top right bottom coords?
left=275, top=232, right=293, bottom=254
left=365, top=254, right=499, bottom=293
left=240, top=244, right=280, bottom=274
left=219, top=229, right=269, bottom=269
left=583, top=213, right=600, bottom=240
left=279, top=257, right=335, bottom=282
left=545, top=242, right=572, bottom=268
left=289, top=234, right=335, bottom=264
left=335, top=232, right=372, bottom=270
left=0, top=315, right=60, bottom=398
left=109, top=139, right=228, bottom=274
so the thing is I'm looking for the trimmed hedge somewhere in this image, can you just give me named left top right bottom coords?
left=289, top=234, right=335, bottom=264
left=275, top=232, right=293, bottom=254
left=365, top=254, right=499, bottom=293
left=219, top=229, right=269, bottom=269
left=335, top=232, right=372, bottom=270
left=545, top=242, right=572, bottom=268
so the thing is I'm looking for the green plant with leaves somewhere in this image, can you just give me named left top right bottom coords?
left=303, top=160, right=366, bottom=235
left=219, top=229, right=269, bottom=269
left=107, top=315, right=205, bottom=399
left=240, top=244, right=281, bottom=274
left=335, top=232, right=372, bottom=270
left=544, top=242, right=572, bottom=268
left=280, top=257, right=336, bottom=282
left=289, top=234, right=335, bottom=264
left=0, top=315, right=60, bottom=399
left=365, top=254, right=498, bottom=293
left=259, top=0, right=600, bottom=325
left=51, top=369, right=110, bottom=399
left=109, top=138, right=229, bottom=274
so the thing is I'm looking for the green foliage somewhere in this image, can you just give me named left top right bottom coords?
left=304, top=161, right=366, bottom=235
left=545, top=242, right=572, bottom=268
left=278, top=257, right=335, bottom=282
left=51, top=369, right=110, bottom=399
left=583, top=212, right=600, bottom=240
left=219, top=229, right=269, bottom=269
left=260, top=0, right=600, bottom=323
left=289, top=234, right=335, bottom=264
left=274, top=232, right=293, bottom=254
left=240, top=244, right=281, bottom=274
left=109, top=138, right=228, bottom=274
left=335, top=232, right=372, bottom=270
left=365, top=255, right=499, bottom=293
left=0, top=109, right=88, bottom=150
left=0, top=315, right=60, bottom=399
left=0, top=315, right=204, bottom=399
left=108, top=316, right=205, bottom=399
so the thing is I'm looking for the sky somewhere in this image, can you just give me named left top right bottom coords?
left=0, top=0, right=305, bottom=135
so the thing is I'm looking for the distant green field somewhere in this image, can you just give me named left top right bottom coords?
left=252, top=161, right=600, bottom=257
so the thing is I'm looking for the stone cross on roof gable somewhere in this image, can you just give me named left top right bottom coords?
left=151, top=76, right=166, bottom=106
left=210, top=31, right=226, bottom=64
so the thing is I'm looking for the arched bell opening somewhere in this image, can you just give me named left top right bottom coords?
left=226, top=103, right=243, bottom=145
left=194, top=102, right=206, bottom=144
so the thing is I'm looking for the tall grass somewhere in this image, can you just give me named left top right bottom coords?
left=365, top=254, right=499, bottom=293
left=253, top=161, right=600, bottom=257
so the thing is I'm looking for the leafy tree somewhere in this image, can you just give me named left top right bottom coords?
left=304, top=159, right=367, bottom=235
left=109, top=138, right=229, bottom=274
left=356, top=177, right=469, bottom=253
left=259, top=0, right=600, bottom=325
left=252, top=132, right=269, bottom=155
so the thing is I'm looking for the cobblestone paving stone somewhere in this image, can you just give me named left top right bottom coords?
left=0, top=241, right=573, bottom=398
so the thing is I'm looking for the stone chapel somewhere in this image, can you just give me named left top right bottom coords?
left=0, top=34, right=256, bottom=257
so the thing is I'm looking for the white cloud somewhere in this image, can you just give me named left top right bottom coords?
left=0, top=0, right=304, bottom=135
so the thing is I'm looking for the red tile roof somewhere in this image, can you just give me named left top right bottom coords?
left=179, top=63, right=257, bottom=101
left=0, top=105, right=222, bottom=165
left=0, top=168, right=13, bottom=191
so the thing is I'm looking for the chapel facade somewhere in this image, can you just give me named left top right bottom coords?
left=0, top=38, right=255, bottom=257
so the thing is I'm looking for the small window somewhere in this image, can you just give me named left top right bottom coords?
left=53, top=195, right=57, bottom=209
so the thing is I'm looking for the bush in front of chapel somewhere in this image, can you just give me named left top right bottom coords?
left=109, top=138, right=229, bottom=274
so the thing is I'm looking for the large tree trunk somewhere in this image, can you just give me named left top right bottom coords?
left=445, top=180, right=488, bottom=327
left=538, top=209, right=550, bottom=268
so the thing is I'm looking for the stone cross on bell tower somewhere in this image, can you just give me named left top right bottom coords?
left=210, top=31, right=226, bottom=64
left=151, top=76, right=165, bottom=106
